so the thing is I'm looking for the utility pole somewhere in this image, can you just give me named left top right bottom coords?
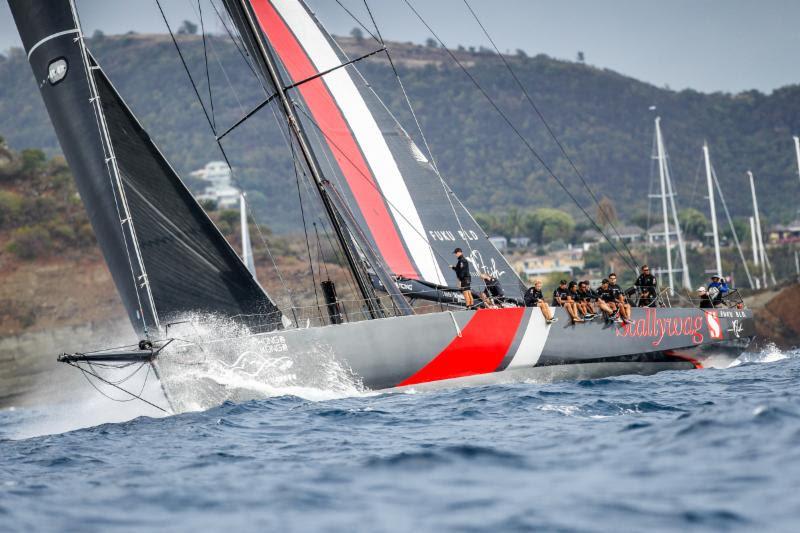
left=703, top=143, right=723, bottom=278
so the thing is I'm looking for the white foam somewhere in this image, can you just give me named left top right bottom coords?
left=729, top=344, right=796, bottom=366
left=156, top=315, right=367, bottom=412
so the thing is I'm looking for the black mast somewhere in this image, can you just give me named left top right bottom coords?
left=229, top=0, right=411, bottom=318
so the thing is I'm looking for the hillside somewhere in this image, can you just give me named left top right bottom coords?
left=1, top=33, right=799, bottom=230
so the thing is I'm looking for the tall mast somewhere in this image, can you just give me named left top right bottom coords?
left=233, top=0, right=387, bottom=318
left=654, top=117, right=674, bottom=292
left=240, top=193, right=256, bottom=277
left=749, top=216, right=760, bottom=289
left=703, top=143, right=723, bottom=277
left=663, top=152, right=691, bottom=289
left=749, top=171, right=768, bottom=288
left=794, top=136, right=800, bottom=187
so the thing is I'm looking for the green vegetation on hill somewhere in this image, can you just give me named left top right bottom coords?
left=1, top=33, right=799, bottom=232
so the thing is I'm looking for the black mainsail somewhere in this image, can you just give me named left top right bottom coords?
left=9, top=0, right=282, bottom=336
left=221, top=0, right=527, bottom=301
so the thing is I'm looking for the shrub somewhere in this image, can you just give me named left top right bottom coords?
left=6, top=225, right=52, bottom=260
left=0, top=190, right=24, bottom=227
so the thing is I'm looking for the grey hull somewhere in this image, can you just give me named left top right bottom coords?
left=155, top=306, right=754, bottom=410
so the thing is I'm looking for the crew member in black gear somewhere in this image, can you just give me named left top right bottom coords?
left=564, top=281, right=585, bottom=323
left=451, top=248, right=474, bottom=308
left=596, top=278, right=620, bottom=322
left=479, top=272, right=503, bottom=308
left=608, top=273, right=631, bottom=323
left=634, top=265, right=657, bottom=307
left=523, top=279, right=557, bottom=323
left=577, top=281, right=597, bottom=319
left=552, top=279, right=569, bottom=307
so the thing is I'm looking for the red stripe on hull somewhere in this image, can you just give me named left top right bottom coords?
left=398, top=308, right=526, bottom=386
left=250, top=1, right=418, bottom=278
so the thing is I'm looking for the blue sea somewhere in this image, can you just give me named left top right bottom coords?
left=1, top=346, right=799, bottom=532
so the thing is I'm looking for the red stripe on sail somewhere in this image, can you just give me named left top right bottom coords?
left=398, top=308, right=526, bottom=386
left=250, top=1, right=419, bottom=278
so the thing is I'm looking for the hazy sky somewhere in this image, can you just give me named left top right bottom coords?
left=1, top=0, right=797, bottom=94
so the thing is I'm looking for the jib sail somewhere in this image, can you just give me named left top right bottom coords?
left=223, top=0, right=526, bottom=301
left=10, top=0, right=282, bottom=335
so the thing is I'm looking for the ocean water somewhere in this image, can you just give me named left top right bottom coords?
left=1, top=346, right=799, bottom=532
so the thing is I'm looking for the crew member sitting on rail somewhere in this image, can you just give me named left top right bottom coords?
left=577, top=280, right=597, bottom=319
left=479, top=272, right=503, bottom=308
left=707, top=274, right=729, bottom=307
left=634, top=265, right=657, bottom=307
left=697, top=286, right=714, bottom=308
left=565, top=281, right=585, bottom=323
left=523, top=279, right=557, bottom=324
left=451, top=248, right=474, bottom=308
left=552, top=279, right=569, bottom=307
left=608, top=273, right=631, bottom=324
left=596, top=279, right=621, bottom=323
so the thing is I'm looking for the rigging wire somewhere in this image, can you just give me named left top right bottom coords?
left=710, top=162, right=755, bottom=287
left=197, top=0, right=216, bottom=131
left=157, top=0, right=299, bottom=313
left=69, top=360, right=167, bottom=413
left=401, top=0, right=638, bottom=274
left=460, top=0, right=639, bottom=270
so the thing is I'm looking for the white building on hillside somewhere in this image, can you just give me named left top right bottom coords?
left=193, top=161, right=240, bottom=209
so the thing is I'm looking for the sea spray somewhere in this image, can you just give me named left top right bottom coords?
left=155, top=314, right=365, bottom=412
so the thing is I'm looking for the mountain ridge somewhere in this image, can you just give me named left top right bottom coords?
left=1, top=32, right=798, bottom=227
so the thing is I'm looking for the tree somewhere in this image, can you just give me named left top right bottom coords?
left=177, top=20, right=198, bottom=35
left=350, top=27, right=364, bottom=43
left=577, top=51, right=585, bottom=63
left=20, top=148, right=46, bottom=176
left=530, top=208, right=575, bottom=244
left=678, top=208, right=708, bottom=240
left=595, top=196, right=618, bottom=228
left=425, top=37, right=438, bottom=48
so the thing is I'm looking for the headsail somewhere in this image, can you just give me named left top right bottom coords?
left=10, top=0, right=282, bottom=335
left=222, top=0, right=526, bottom=301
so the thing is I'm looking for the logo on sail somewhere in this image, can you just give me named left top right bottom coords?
left=706, top=311, right=723, bottom=340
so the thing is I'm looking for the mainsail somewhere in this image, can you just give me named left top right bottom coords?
left=10, top=0, right=282, bottom=335
left=222, top=0, right=526, bottom=301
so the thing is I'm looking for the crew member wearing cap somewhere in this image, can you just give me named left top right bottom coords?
left=478, top=272, right=503, bottom=308
left=634, top=265, right=657, bottom=307
left=697, top=286, right=714, bottom=308
left=707, top=274, right=729, bottom=306
left=451, top=248, right=474, bottom=308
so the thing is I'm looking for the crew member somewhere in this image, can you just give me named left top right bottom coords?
left=552, top=279, right=569, bottom=307
left=707, top=274, right=729, bottom=307
left=479, top=272, right=503, bottom=308
left=634, top=265, right=657, bottom=307
left=577, top=280, right=597, bottom=319
left=596, top=278, right=620, bottom=322
left=608, top=273, right=631, bottom=323
left=451, top=248, right=474, bottom=308
left=523, top=279, right=557, bottom=323
left=697, top=286, right=714, bottom=309
left=565, top=281, right=585, bottom=323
